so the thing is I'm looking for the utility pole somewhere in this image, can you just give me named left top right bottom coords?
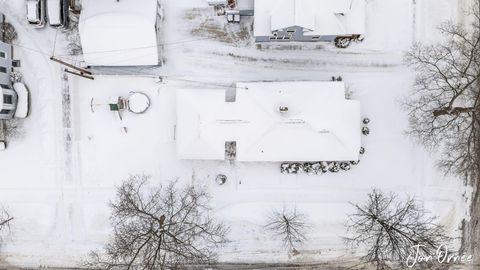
left=50, top=56, right=92, bottom=74
left=50, top=56, right=94, bottom=80
left=64, top=68, right=94, bottom=80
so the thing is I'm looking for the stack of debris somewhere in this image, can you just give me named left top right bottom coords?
left=0, top=120, right=6, bottom=150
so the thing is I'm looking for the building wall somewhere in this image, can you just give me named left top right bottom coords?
left=255, top=26, right=338, bottom=43
left=0, top=40, right=16, bottom=120
left=0, top=41, right=12, bottom=88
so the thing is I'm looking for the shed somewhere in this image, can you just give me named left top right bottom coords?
left=79, top=0, right=159, bottom=66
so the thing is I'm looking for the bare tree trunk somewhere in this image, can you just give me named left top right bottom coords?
left=433, top=107, right=475, bottom=117
left=469, top=81, right=480, bottom=268
left=264, top=208, right=309, bottom=255
left=86, top=175, right=228, bottom=270
left=345, top=189, right=450, bottom=269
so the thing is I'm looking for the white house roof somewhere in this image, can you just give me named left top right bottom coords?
left=176, top=81, right=361, bottom=162
left=79, top=0, right=159, bottom=66
left=254, top=0, right=366, bottom=37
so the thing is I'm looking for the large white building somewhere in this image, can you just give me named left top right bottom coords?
left=79, top=0, right=159, bottom=66
left=254, top=0, right=366, bottom=43
left=0, top=41, right=28, bottom=120
left=176, top=81, right=361, bottom=162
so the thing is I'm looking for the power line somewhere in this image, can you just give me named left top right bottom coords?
left=52, top=28, right=59, bottom=56
left=53, top=36, right=216, bottom=57
left=78, top=63, right=247, bottom=90
left=12, top=31, right=239, bottom=89
left=13, top=35, right=219, bottom=68
left=11, top=42, right=79, bottom=62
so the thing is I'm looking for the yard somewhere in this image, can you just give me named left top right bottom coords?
left=0, top=0, right=474, bottom=268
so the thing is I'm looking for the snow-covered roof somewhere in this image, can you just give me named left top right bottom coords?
left=26, top=1, right=39, bottom=22
left=206, top=0, right=254, bottom=9
left=46, top=0, right=61, bottom=25
left=254, top=0, right=366, bottom=37
left=176, top=81, right=361, bottom=162
left=236, top=0, right=255, bottom=10
left=79, top=0, right=159, bottom=66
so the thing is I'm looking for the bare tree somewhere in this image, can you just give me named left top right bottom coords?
left=0, top=22, right=17, bottom=43
left=345, top=189, right=450, bottom=269
left=402, top=2, right=480, bottom=176
left=87, top=175, right=229, bottom=270
left=4, top=119, right=25, bottom=140
left=0, top=207, right=13, bottom=243
left=264, top=207, right=309, bottom=255
left=65, top=18, right=83, bottom=56
left=0, top=207, right=13, bottom=252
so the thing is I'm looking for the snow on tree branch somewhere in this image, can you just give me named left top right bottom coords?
left=402, top=2, right=480, bottom=176
left=264, top=207, right=309, bottom=255
left=86, top=175, right=229, bottom=270
left=345, top=189, right=450, bottom=269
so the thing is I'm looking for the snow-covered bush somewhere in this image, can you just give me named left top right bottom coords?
left=4, top=119, right=25, bottom=140
left=302, top=163, right=314, bottom=174
left=362, top=127, right=370, bottom=136
left=0, top=22, right=17, bottom=43
left=328, top=162, right=340, bottom=173
left=281, top=159, right=360, bottom=175
left=10, top=71, right=22, bottom=83
left=350, top=160, right=360, bottom=166
left=340, top=162, right=351, bottom=171
left=280, top=163, right=303, bottom=174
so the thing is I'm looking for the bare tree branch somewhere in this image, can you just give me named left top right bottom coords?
left=402, top=3, right=480, bottom=176
left=0, top=207, right=13, bottom=252
left=86, top=175, right=229, bottom=270
left=264, top=207, right=309, bottom=255
left=345, top=189, right=450, bottom=269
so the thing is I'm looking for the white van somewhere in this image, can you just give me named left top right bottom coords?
left=46, top=0, right=69, bottom=28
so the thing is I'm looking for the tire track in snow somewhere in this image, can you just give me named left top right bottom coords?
left=0, top=0, right=75, bottom=255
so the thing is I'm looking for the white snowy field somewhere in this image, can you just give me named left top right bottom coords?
left=0, top=0, right=475, bottom=267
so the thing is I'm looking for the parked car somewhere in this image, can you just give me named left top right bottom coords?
left=26, top=0, right=46, bottom=28
left=0, top=85, right=18, bottom=120
left=12, top=82, right=30, bottom=119
left=46, top=0, right=69, bottom=28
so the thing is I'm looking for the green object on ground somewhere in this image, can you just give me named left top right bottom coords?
left=109, top=104, right=119, bottom=111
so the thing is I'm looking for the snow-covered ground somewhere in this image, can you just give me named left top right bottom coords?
left=0, top=0, right=474, bottom=267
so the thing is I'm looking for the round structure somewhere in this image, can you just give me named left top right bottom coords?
left=215, top=174, right=227, bottom=185
left=128, top=92, right=150, bottom=114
